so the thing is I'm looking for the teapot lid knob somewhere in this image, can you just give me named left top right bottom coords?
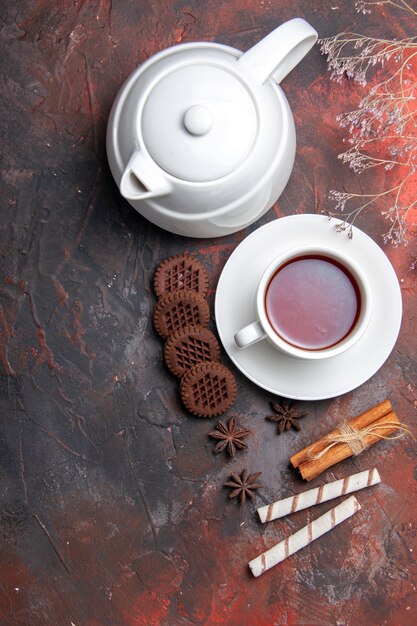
left=183, top=105, right=213, bottom=136
left=141, top=65, right=257, bottom=182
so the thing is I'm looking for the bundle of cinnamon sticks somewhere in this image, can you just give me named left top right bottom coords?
left=290, top=400, right=401, bottom=481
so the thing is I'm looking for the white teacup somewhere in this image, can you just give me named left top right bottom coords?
left=234, top=245, right=372, bottom=360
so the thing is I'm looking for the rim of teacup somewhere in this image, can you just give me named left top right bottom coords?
left=255, top=245, right=373, bottom=360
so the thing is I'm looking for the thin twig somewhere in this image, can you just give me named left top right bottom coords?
left=321, top=1, right=417, bottom=245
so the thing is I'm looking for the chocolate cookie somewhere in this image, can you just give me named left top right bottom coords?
left=180, top=362, right=237, bottom=418
left=153, top=254, right=209, bottom=298
left=153, top=290, right=210, bottom=339
left=164, top=325, right=220, bottom=377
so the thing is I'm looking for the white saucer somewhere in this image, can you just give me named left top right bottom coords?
left=215, top=215, right=402, bottom=400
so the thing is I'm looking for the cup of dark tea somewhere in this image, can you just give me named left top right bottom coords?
left=234, top=245, right=372, bottom=360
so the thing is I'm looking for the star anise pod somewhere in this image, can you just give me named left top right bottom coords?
left=208, top=416, right=251, bottom=457
left=224, top=468, right=262, bottom=505
left=265, top=400, right=308, bottom=434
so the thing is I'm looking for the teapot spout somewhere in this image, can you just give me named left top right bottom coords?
left=237, top=18, right=317, bottom=85
left=120, top=151, right=172, bottom=201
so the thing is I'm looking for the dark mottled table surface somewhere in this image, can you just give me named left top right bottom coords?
left=1, top=1, right=416, bottom=624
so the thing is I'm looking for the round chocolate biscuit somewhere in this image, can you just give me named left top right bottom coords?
left=180, top=362, right=237, bottom=418
left=164, top=325, right=220, bottom=377
left=154, top=254, right=209, bottom=298
left=153, top=290, right=210, bottom=339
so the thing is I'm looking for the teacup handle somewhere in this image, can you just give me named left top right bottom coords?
left=234, top=322, right=267, bottom=349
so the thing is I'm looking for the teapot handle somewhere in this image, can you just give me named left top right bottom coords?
left=237, top=18, right=318, bottom=85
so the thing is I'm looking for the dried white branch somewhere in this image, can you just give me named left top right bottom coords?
left=320, top=1, right=417, bottom=245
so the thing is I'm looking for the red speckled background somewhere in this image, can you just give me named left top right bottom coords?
left=1, top=1, right=416, bottom=625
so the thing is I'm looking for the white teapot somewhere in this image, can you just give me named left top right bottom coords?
left=106, top=18, right=317, bottom=238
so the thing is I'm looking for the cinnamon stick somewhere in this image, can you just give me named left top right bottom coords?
left=290, top=399, right=392, bottom=469
left=298, top=411, right=400, bottom=481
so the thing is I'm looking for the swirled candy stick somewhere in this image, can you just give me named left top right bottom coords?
left=249, top=495, right=361, bottom=577
left=257, top=468, right=380, bottom=523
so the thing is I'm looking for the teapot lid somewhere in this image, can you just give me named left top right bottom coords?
left=141, top=64, right=258, bottom=183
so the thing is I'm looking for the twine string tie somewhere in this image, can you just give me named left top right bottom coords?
left=307, top=420, right=413, bottom=461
